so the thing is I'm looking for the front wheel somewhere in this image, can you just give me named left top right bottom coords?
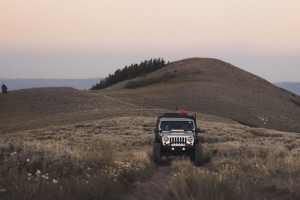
left=194, top=143, right=203, bottom=166
left=153, top=142, right=161, bottom=164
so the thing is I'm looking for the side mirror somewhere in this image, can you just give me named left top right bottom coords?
left=196, top=128, right=201, bottom=133
left=154, top=128, right=157, bottom=133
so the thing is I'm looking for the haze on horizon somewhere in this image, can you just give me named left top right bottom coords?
left=1, top=0, right=300, bottom=83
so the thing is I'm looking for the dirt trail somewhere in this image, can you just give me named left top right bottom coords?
left=92, top=93, right=144, bottom=110
left=123, top=166, right=170, bottom=200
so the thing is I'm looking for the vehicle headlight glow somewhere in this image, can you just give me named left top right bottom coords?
left=163, top=137, right=169, bottom=142
left=188, top=137, right=193, bottom=142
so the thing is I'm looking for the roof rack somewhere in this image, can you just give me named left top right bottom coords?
left=159, top=110, right=196, bottom=120
left=162, top=113, right=188, bottom=118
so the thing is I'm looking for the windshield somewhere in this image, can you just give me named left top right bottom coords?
left=160, top=121, right=194, bottom=131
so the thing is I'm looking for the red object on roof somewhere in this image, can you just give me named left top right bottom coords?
left=179, top=109, right=186, bottom=114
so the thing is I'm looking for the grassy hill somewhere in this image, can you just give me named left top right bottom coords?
left=1, top=58, right=299, bottom=133
left=0, top=58, right=300, bottom=132
left=0, top=87, right=164, bottom=134
left=96, top=58, right=300, bottom=133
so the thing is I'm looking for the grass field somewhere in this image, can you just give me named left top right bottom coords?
left=1, top=112, right=300, bottom=199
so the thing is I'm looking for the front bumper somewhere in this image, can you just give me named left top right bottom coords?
left=161, top=145, right=195, bottom=156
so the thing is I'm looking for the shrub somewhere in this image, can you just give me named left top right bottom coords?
left=1, top=84, right=7, bottom=94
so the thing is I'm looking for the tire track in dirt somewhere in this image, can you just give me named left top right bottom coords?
left=123, top=166, right=170, bottom=200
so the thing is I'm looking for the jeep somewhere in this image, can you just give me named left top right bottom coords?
left=153, top=110, right=204, bottom=166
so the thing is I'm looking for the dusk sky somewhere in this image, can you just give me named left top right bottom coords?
left=1, top=0, right=299, bottom=82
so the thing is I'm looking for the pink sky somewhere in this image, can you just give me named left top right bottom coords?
left=1, top=0, right=300, bottom=81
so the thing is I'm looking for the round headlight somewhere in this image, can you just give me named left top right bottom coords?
left=187, top=137, right=193, bottom=142
left=163, top=137, right=169, bottom=142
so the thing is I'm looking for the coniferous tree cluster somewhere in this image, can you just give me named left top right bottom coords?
left=90, top=58, right=167, bottom=90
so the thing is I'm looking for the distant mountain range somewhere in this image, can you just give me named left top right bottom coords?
left=0, top=78, right=101, bottom=91
left=274, top=82, right=300, bottom=96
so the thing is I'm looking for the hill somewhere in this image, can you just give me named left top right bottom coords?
left=0, top=87, right=93, bottom=133
left=95, top=58, right=300, bottom=133
left=274, top=82, right=300, bottom=96
left=0, top=87, right=165, bottom=134
left=0, top=78, right=101, bottom=91
left=1, top=58, right=300, bottom=134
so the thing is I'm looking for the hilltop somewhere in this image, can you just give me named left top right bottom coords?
left=96, top=58, right=300, bottom=132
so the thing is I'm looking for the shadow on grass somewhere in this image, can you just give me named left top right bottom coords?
left=159, top=156, right=172, bottom=167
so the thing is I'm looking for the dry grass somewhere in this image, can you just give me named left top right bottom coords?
left=0, top=133, right=155, bottom=200
left=1, top=113, right=300, bottom=199
left=0, top=87, right=163, bottom=134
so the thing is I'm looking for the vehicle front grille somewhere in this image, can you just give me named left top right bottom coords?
left=170, top=136, right=187, bottom=146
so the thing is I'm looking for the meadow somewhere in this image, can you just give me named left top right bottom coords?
left=1, top=114, right=300, bottom=200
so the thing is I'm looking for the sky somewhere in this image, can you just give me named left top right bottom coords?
left=0, top=0, right=299, bottom=82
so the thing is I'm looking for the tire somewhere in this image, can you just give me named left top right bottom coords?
left=194, top=143, right=203, bottom=166
left=153, top=142, right=161, bottom=164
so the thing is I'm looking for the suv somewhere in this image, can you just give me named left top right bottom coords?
left=153, top=110, right=204, bottom=166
